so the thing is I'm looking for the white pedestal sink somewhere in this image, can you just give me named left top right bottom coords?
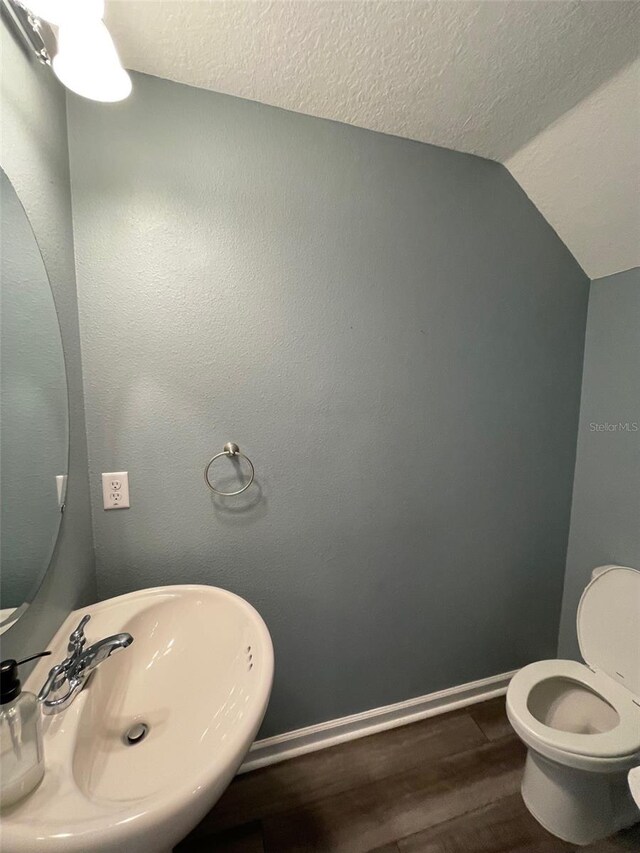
left=1, top=585, right=274, bottom=853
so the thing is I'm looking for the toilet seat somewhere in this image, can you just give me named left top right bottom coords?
left=505, top=567, right=640, bottom=845
left=507, top=659, right=640, bottom=762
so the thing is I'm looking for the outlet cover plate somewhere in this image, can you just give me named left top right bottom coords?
left=102, top=471, right=130, bottom=510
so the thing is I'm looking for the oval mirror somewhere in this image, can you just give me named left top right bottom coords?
left=0, top=169, right=69, bottom=632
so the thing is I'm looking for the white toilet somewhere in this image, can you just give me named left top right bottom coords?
left=506, top=564, right=640, bottom=846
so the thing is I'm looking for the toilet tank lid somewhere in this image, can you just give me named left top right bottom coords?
left=577, top=566, right=640, bottom=698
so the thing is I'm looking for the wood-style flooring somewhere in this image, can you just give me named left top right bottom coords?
left=176, top=697, right=640, bottom=852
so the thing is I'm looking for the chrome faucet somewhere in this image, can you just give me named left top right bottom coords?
left=38, top=614, right=133, bottom=715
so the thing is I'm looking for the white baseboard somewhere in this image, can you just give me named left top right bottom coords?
left=239, top=669, right=517, bottom=774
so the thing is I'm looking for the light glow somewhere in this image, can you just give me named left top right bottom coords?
left=53, top=19, right=131, bottom=102
left=23, top=0, right=104, bottom=26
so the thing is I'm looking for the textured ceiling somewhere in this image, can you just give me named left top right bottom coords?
left=104, top=0, right=640, bottom=278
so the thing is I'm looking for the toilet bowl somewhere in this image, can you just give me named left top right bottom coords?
left=506, top=565, right=640, bottom=845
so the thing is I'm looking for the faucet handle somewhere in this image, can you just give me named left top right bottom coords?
left=67, top=614, right=91, bottom=656
left=37, top=661, right=67, bottom=703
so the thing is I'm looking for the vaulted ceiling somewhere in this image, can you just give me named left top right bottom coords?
left=105, top=1, right=640, bottom=280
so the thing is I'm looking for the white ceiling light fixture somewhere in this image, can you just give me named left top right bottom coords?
left=18, top=0, right=104, bottom=26
left=13, top=0, right=64, bottom=25
left=53, top=18, right=132, bottom=102
left=1, top=0, right=131, bottom=102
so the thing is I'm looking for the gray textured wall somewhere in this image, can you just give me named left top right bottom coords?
left=559, top=267, right=640, bottom=659
left=0, top=21, right=96, bottom=659
left=68, top=72, right=588, bottom=736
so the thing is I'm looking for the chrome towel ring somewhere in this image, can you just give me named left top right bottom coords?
left=204, top=443, right=255, bottom=496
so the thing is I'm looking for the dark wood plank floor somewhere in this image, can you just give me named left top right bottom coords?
left=176, top=697, right=640, bottom=853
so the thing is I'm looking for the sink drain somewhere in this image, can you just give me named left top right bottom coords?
left=123, top=722, right=149, bottom=746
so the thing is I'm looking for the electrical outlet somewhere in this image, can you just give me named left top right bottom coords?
left=102, top=471, right=130, bottom=510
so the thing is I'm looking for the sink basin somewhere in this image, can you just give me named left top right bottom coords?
left=1, top=585, right=273, bottom=853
